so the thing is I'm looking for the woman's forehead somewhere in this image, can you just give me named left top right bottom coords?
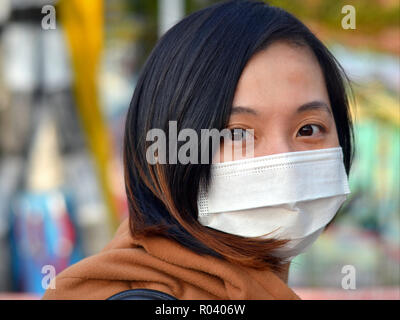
left=232, top=41, right=330, bottom=116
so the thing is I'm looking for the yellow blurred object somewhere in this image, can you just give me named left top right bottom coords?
left=58, top=0, right=119, bottom=231
left=26, top=113, right=63, bottom=192
left=355, top=83, right=400, bottom=127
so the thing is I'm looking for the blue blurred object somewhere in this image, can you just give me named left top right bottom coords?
left=9, top=188, right=84, bottom=295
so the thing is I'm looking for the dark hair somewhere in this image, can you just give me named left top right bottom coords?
left=123, top=0, right=355, bottom=271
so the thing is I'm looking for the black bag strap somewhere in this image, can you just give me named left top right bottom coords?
left=107, top=288, right=177, bottom=300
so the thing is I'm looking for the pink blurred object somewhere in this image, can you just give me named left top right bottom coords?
left=0, top=287, right=398, bottom=300
left=293, top=286, right=400, bottom=300
left=0, top=293, right=41, bottom=300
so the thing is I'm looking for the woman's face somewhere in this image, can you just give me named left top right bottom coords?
left=217, top=40, right=340, bottom=162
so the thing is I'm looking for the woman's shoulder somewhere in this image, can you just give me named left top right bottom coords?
left=41, top=274, right=130, bottom=300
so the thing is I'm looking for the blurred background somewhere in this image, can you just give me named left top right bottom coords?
left=0, top=0, right=398, bottom=299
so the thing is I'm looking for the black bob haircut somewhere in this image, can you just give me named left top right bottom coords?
left=123, top=0, right=355, bottom=271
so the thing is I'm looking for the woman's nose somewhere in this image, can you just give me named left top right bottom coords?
left=256, top=135, right=294, bottom=157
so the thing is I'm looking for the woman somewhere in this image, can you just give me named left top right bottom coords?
left=43, top=0, right=355, bottom=300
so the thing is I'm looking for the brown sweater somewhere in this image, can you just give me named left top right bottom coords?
left=41, top=217, right=301, bottom=300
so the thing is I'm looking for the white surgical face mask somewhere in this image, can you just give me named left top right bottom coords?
left=197, top=147, right=351, bottom=261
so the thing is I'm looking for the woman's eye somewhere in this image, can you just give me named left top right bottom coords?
left=297, top=124, right=324, bottom=137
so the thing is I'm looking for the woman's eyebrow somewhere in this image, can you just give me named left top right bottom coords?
left=231, top=101, right=332, bottom=116
left=296, top=100, right=332, bottom=116
left=231, top=106, right=259, bottom=115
